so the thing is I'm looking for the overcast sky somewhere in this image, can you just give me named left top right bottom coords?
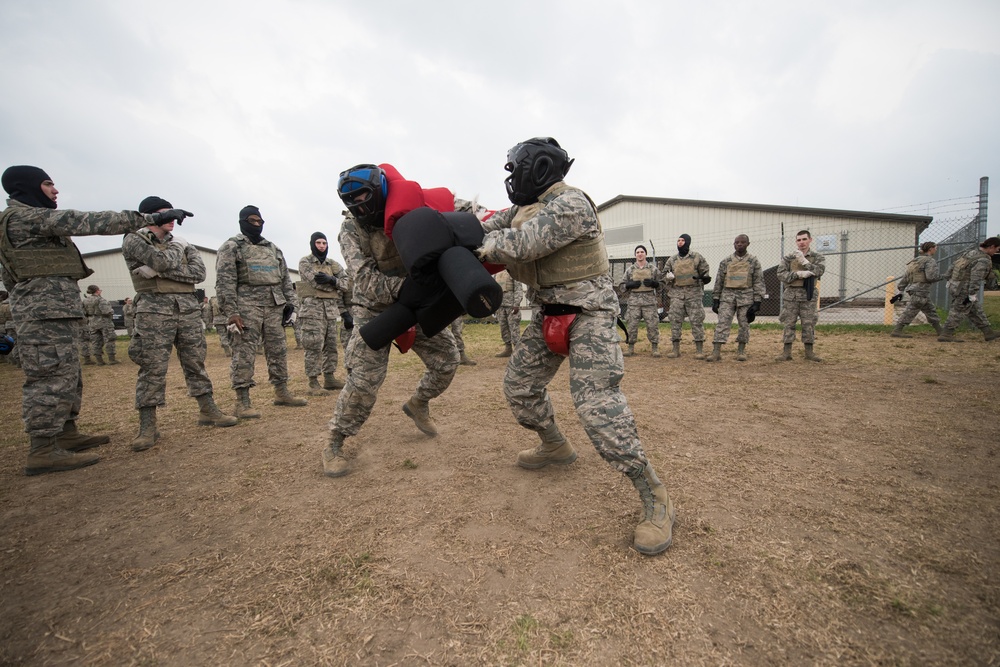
left=2, top=0, right=998, bottom=265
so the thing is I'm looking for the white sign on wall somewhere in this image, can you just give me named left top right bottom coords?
left=814, top=235, right=839, bottom=253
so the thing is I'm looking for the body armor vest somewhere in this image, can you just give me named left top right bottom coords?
left=672, top=257, right=697, bottom=287
left=0, top=208, right=93, bottom=283
left=789, top=257, right=808, bottom=287
left=724, top=257, right=751, bottom=289
left=496, top=271, right=514, bottom=292
left=236, top=241, right=282, bottom=286
left=950, top=252, right=977, bottom=283
left=357, top=226, right=406, bottom=277
left=905, top=257, right=929, bottom=284
left=297, top=262, right=342, bottom=299
left=504, top=183, right=610, bottom=290
left=128, top=232, right=195, bottom=294
left=631, top=265, right=654, bottom=292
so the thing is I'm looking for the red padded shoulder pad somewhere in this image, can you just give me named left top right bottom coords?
left=380, top=163, right=455, bottom=238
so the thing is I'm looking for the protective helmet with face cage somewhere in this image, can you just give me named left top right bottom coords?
left=504, top=137, right=574, bottom=206
left=338, top=164, right=388, bottom=230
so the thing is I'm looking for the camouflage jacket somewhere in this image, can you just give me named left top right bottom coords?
left=215, top=234, right=296, bottom=320
left=83, top=294, right=114, bottom=328
left=663, top=251, right=711, bottom=297
left=946, top=248, right=993, bottom=299
left=712, top=252, right=765, bottom=304
left=896, top=254, right=940, bottom=296
left=0, top=199, right=147, bottom=330
left=777, top=249, right=826, bottom=302
left=122, top=228, right=206, bottom=316
left=495, top=271, right=524, bottom=308
left=298, top=253, right=349, bottom=319
left=621, top=261, right=662, bottom=305
left=479, top=184, right=617, bottom=314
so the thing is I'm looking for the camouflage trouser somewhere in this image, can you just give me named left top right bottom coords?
left=780, top=297, right=819, bottom=344
left=129, top=310, right=213, bottom=409
left=713, top=294, right=751, bottom=344
left=669, top=291, right=705, bottom=342
left=230, top=302, right=289, bottom=389
left=302, top=315, right=339, bottom=377
left=504, top=310, right=648, bottom=476
left=89, top=318, right=116, bottom=359
left=292, top=318, right=303, bottom=347
left=125, top=320, right=134, bottom=337
left=329, top=314, right=459, bottom=438
left=340, top=323, right=352, bottom=355
left=450, top=318, right=466, bottom=354
left=18, top=319, right=83, bottom=437
left=215, top=323, right=231, bottom=352
left=896, top=292, right=941, bottom=329
left=498, top=306, right=521, bottom=347
left=943, top=297, right=991, bottom=333
left=625, top=297, right=659, bottom=345
left=77, top=320, right=92, bottom=359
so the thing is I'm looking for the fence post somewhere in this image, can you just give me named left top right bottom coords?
left=884, top=277, right=895, bottom=325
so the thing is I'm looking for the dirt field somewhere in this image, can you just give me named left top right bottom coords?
left=1, top=308, right=998, bottom=666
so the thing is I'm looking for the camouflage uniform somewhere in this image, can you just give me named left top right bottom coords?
left=83, top=291, right=117, bottom=362
left=663, top=251, right=710, bottom=343
left=777, top=249, right=826, bottom=344
left=0, top=199, right=147, bottom=440
left=339, top=275, right=354, bottom=353
left=201, top=298, right=213, bottom=332
left=712, top=252, right=765, bottom=345
left=123, top=299, right=136, bottom=337
left=298, top=252, right=349, bottom=381
left=942, top=247, right=996, bottom=336
left=76, top=298, right=92, bottom=363
left=620, top=261, right=662, bottom=347
left=0, top=292, right=19, bottom=367
left=495, top=270, right=523, bottom=348
left=209, top=296, right=231, bottom=354
left=122, top=228, right=214, bottom=408
left=215, top=233, right=297, bottom=389
left=894, top=253, right=942, bottom=332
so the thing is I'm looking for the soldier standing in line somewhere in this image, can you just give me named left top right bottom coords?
left=216, top=205, right=307, bottom=417
left=938, top=237, right=1000, bottom=342
left=493, top=269, right=523, bottom=358
left=450, top=316, right=477, bottom=366
left=477, top=137, right=675, bottom=556
left=201, top=295, right=213, bottom=332
left=707, top=234, right=764, bottom=362
left=123, top=196, right=237, bottom=451
left=0, top=164, right=191, bottom=475
left=776, top=229, right=826, bottom=361
left=209, top=295, right=231, bottom=356
left=123, top=296, right=136, bottom=337
left=662, top=234, right=712, bottom=358
left=77, top=295, right=94, bottom=365
left=83, top=284, right=118, bottom=365
left=620, top=244, right=662, bottom=357
left=890, top=241, right=943, bottom=338
left=297, top=231, right=351, bottom=395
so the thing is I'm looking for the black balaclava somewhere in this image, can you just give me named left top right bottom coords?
left=2, top=165, right=56, bottom=209
left=310, top=231, right=328, bottom=262
left=239, top=205, right=264, bottom=244
left=678, top=233, right=691, bottom=257
left=138, top=196, right=173, bottom=215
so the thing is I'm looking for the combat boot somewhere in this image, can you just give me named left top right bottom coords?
left=83, top=356, right=95, bottom=366
left=666, top=341, right=681, bottom=358
left=322, top=431, right=350, bottom=478
left=55, top=420, right=110, bottom=452
left=308, top=377, right=331, bottom=396
left=323, top=372, right=345, bottom=390
left=982, top=328, right=999, bottom=342
left=196, top=393, right=238, bottom=427
left=937, top=330, right=964, bottom=342
left=890, top=324, right=912, bottom=338
left=775, top=343, right=793, bottom=361
left=234, top=387, right=261, bottom=419
left=108, top=354, right=120, bottom=365
left=25, top=435, right=100, bottom=476
left=131, top=406, right=158, bottom=452
left=222, top=345, right=232, bottom=356
left=651, top=344, right=661, bottom=358
left=459, top=351, right=477, bottom=366
left=628, top=464, right=676, bottom=556
left=623, top=344, right=635, bottom=357
left=274, top=382, right=308, bottom=407
left=932, top=323, right=944, bottom=336
left=516, top=423, right=578, bottom=469
left=804, top=344, right=823, bottom=362
left=736, top=342, right=747, bottom=362
left=693, top=341, right=706, bottom=360
left=705, top=342, right=722, bottom=362
left=95, top=355, right=106, bottom=366
left=403, top=396, right=438, bottom=436
left=495, top=344, right=513, bottom=358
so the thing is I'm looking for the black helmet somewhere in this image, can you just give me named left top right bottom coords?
left=337, top=164, right=387, bottom=230
left=504, top=137, right=574, bottom=206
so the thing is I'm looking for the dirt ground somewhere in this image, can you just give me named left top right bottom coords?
left=1, top=309, right=998, bottom=666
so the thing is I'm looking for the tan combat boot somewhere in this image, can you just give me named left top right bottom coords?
left=937, top=331, right=964, bottom=342
left=983, top=328, right=999, bottom=342
left=108, top=354, right=120, bottom=365
left=623, top=344, right=635, bottom=357
left=131, top=406, right=158, bottom=452
left=890, top=324, right=912, bottom=338
left=403, top=396, right=438, bottom=436
left=629, top=465, right=676, bottom=555
left=516, top=423, right=578, bottom=469
left=650, top=343, right=661, bottom=358
left=323, top=372, right=345, bottom=390
left=693, top=340, right=706, bottom=360
left=56, top=420, right=110, bottom=452
left=83, top=356, right=95, bottom=366
left=274, top=382, right=308, bottom=407
left=95, top=355, right=106, bottom=366
left=308, top=377, right=331, bottom=396
left=804, top=344, right=823, bottom=362
left=459, top=351, right=477, bottom=366
left=322, top=432, right=350, bottom=478
left=665, top=341, right=681, bottom=358
left=25, top=435, right=100, bottom=476
left=495, top=344, right=513, bottom=358
left=196, top=393, right=238, bottom=427
left=235, top=387, right=261, bottom=419
left=705, top=342, right=722, bottom=362
left=775, top=343, right=793, bottom=361
left=736, top=342, right=747, bottom=362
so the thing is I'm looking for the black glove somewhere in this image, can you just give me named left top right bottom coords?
left=711, top=299, right=720, bottom=314
left=315, top=273, right=338, bottom=286
left=963, top=296, right=971, bottom=306
left=701, top=274, right=712, bottom=285
left=281, top=303, right=295, bottom=326
left=889, top=293, right=903, bottom=304
left=341, top=310, right=354, bottom=330
left=643, top=279, right=660, bottom=288
left=746, top=301, right=762, bottom=324
left=148, top=208, right=194, bottom=226
left=625, top=280, right=642, bottom=290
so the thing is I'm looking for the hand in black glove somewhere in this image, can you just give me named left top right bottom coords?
left=148, top=209, right=194, bottom=226
left=963, top=296, right=971, bottom=306
left=341, top=310, right=354, bottom=330
left=281, top=303, right=295, bottom=326
left=642, top=278, right=660, bottom=288
left=746, top=303, right=758, bottom=324
left=315, top=273, right=338, bottom=286
left=625, top=280, right=642, bottom=290
left=701, top=275, right=712, bottom=285
left=889, top=293, right=903, bottom=304
left=711, top=299, right=720, bottom=314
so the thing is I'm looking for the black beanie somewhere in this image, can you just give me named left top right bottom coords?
left=310, top=231, right=328, bottom=262
left=635, top=244, right=647, bottom=255
left=678, top=233, right=691, bottom=257
left=138, top=196, right=173, bottom=214
left=2, top=165, right=56, bottom=209
left=239, top=205, right=264, bottom=243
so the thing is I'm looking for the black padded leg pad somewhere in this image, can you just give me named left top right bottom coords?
left=437, top=246, right=503, bottom=318
left=358, top=302, right=419, bottom=350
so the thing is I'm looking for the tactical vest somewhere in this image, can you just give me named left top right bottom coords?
left=495, top=270, right=513, bottom=292
left=724, top=257, right=751, bottom=289
left=296, top=262, right=343, bottom=299
left=904, top=257, right=929, bottom=284
left=0, top=207, right=93, bottom=283
left=672, top=257, right=697, bottom=287
left=210, top=297, right=222, bottom=318
left=950, top=252, right=977, bottom=283
left=83, top=296, right=99, bottom=317
left=356, top=225, right=406, bottom=277
left=789, top=257, right=808, bottom=287
left=127, top=232, right=196, bottom=294
left=504, top=183, right=610, bottom=290
left=236, top=240, right=282, bottom=286
left=631, top=265, right=654, bottom=292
